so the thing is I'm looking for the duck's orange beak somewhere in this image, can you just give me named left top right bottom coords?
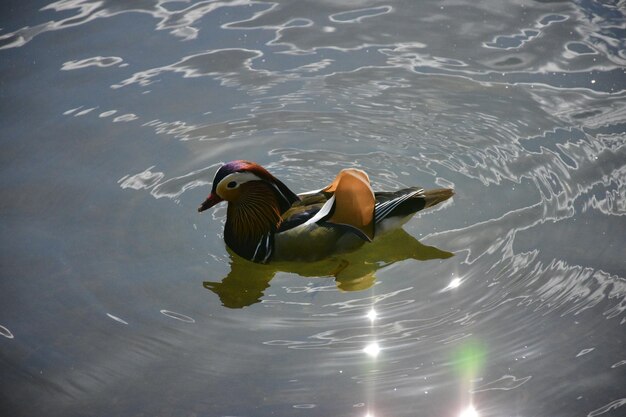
left=198, top=193, right=223, bottom=212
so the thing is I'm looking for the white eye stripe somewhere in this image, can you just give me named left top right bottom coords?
left=218, top=172, right=263, bottom=189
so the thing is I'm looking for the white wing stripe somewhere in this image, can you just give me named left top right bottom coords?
left=252, top=237, right=264, bottom=261
left=262, top=234, right=272, bottom=263
left=374, top=190, right=423, bottom=223
left=375, top=194, right=410, bottom=221
left=303, top=195, right=336, bottom=226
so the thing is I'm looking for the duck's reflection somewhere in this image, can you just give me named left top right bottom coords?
left=203, top=229, right=453, bottom=308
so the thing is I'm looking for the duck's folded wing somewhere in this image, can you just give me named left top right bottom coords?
left=374, top=187, right=454, bottom=224
left=374, top=188, right=425, bottom=223
left=299, top=169, right=375, bottom=241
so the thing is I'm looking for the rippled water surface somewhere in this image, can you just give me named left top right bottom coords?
left=2, top=1, right=626, bottom=416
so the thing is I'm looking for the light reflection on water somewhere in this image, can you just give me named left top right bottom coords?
left=1, top=0, right=625, bottom=416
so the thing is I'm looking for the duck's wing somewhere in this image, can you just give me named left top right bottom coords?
left=277, top=192, right=328, bottom=233
left=285, top=169, right=375, bottom=241
left=374, top=187, right=454, bottom=224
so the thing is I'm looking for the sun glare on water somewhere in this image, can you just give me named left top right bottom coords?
left=459, top=405, right=478, bottom=417
left=363, top=342, right=380, bottom=358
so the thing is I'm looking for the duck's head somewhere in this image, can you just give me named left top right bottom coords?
left=197, top=160, right=299, bottom=213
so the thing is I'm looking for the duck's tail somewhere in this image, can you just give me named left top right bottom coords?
left=423, top=188, right=454, bottom=209
left=373, top=186, right=454, bottom=227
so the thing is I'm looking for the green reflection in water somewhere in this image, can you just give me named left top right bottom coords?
left=203, top=228, right=454, bottom=308
left=452, top=339, right=487, bottom=415
left=453, top=340, right=487, bottom=377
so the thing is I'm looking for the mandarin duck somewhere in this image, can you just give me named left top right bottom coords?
left=198, top=160, right=454, bottom=263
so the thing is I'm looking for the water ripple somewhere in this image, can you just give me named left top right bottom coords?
left=576, top=347, right=595, bottom=357
left=160, top=309, right=195, bottom=323
left=0, top=324, right=14, bottom=339
left=61, top=56, right=124, bottom=70
left=470, top=375, right=532, bottom=393
left=106, top=313, right=129, bottom=325
left=329, top=6, right=393, bottom=24
left=112, top=48, right=284, bottom=93
left=0, top=0, right=263, bottom=49
left=587, top=399, right=626, bottom=417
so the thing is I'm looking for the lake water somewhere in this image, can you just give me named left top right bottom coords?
left=1, top=1, right=625, bottom=416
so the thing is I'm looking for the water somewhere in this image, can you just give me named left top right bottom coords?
left=1, top=0, right=625, bottom=416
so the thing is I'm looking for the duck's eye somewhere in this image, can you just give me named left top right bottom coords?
left=227, top=181, right=237, bottom=189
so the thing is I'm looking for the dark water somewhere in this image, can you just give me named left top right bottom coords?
left=1, top=1, right=626, bottom=416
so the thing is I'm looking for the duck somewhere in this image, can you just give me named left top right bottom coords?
left=198, top=160, right=453, bottom=263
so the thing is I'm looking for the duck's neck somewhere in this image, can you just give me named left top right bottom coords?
left=224, top=185, right=283, bottom=262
